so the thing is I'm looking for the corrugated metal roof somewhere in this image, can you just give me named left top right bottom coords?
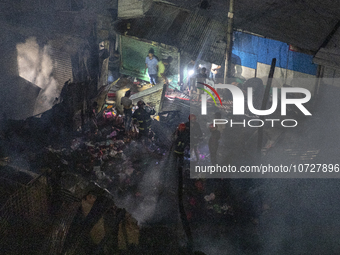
left=314, top=24, right=340, bottom=69
left=177, top=14, right=227, bottom=64
left=50, top=47, right=73, bottom=91
left=114, top=2, right=227, bottom=64
left=164, top=0, right=340, bottom=52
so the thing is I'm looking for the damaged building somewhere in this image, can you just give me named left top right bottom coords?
left=1, top=0, right=340, bottom=254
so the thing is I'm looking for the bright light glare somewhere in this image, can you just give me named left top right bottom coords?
left=188, top=69, right=194, bottom=76
left=17, top=37, right=58, bottom=115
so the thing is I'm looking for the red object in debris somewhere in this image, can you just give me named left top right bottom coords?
left=289, top=45, right=299, bottom=52
left=165, top=95, right=190, bottom=101
left=108, top=93, right=116, bottom=100
left=97, top=150, right=103, bottom=158
left=195, top=180, right=204, bottom=191
left=189, top=197, right=197, bottom=206
left=187, top=211, right=193, bottom=220
left=188, top=114, right=196, bottom=121
left=178, top=123, right=186, bottom=132
left=104, top=111, right=115, bottom=120
left=209, top=123, right=216, bottom=130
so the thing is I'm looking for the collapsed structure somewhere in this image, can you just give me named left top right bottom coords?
left=1, top=0, right=340, bottom=254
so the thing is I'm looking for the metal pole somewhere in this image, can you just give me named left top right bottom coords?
left=224, top=0, right=234, bottom=84
left=178, top=165, right=193, bottom=253
left=313, top=65, right=323, bottom=98
left=257, top=58, right=276, bottom=158
left=178, top=51, right=181, bottom=86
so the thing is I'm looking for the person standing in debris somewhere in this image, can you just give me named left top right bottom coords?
left=197, top=67, right=208, bottom=79
left=173, top=122, right=189, bottom=166
left=158, top=58, right=169, bottom=85
left=88, top=101, right=98, bottom=131
left=60, top=79, right=71, bottom=103
left=144, top=48, right=159, bottom=85
left=209, top=63, right=221, bottom=81
left=208, top=123, right=221, bottom=165
left=186, top=114, right=203, bottom=161
left=164, top=56, right=173, bottom=77
left=173, top=122, right=194, bottom=252
left=196, top=67, right=208, bottom=98
left=132, top=100, right=156, bottom=144
left=121, top=90, right=133, bottom=134
left=183, top=58, right=196, bottom=92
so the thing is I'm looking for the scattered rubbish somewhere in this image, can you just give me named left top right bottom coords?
left=213, top=204, right=222, bottom=214
left=95, top=170, right=106, bottom=180
left=0, top=157, right=10, bottom=166
left=195, top=180, right=204, bottom=191
left=221, top=204, right=229, bottom=211
left=104, top=108, right=117, bottom=120
left=71, top=138, right=82, bottom=150
left=108, top=131, right=117, bottom=138
left=93, top=166, right=101, bottom=172
left=109, top=150, right=118, bottom=157
left=125, top=167, right=135, bottom=176
left=189, top=197, right=197, bottom=206
left=204, top=193, right=215, bottom=202
left=85, top=142, right=95, bottom=148
left=61, top=159, right=69, bottom=165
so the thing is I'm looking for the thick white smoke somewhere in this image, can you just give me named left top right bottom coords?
left=16, top=37, right=58, bottom=115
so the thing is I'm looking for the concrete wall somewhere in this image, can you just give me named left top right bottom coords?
left=321, top=66, right=340, bottom=88
left=195, top=31, right=319, bottom=95
left=256, top=63, right=317, bottom=95
left=233, top=31, right=318, bottom=77
left=231, top=31, right=318, bottom=95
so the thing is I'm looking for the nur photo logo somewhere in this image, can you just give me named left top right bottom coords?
left=197, top=81, right=312, bottom=128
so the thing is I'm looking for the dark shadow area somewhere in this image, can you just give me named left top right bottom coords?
left=0, top=76, right=41, bottom=120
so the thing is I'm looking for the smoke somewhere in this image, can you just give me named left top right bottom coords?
left=112, top=141, right=178, bottom=225
left=129, top=167, right=161, bottom=224
left=16, top=37, right=58, bottom=115
left=115, top=161, right=166, bottom=224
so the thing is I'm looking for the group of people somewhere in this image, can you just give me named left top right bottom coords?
left=183, top=58, right=223, bottom=92
left=121, top=88, right=221, bottom=165
left=120, top=90, right=155, bottom=144
left=144, top=48, right=173, bottom=86
left=173, top=112, right=223, bottom=166
left=173, top=114, right=203, bottom=163
left=121, top=49, right=227, bottom=164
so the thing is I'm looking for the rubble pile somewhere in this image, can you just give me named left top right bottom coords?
left=1, top=104, right=262, bottom=222
left=41, top=114, right=165, bottom=196
left=0, top=77, right=269, bottom=254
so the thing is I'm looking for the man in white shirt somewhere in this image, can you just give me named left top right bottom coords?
left=121, top=90, right=133, bottom=134
left=144, top=48, right=158, bottom=85
left=209, top=63, right=221, bottom=81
